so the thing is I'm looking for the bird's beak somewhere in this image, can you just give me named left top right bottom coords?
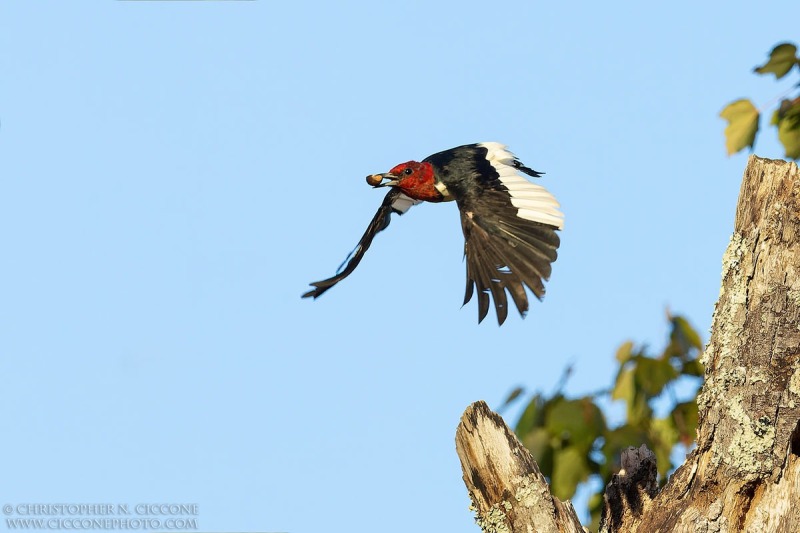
left=366, top=173, right=399, bottom=188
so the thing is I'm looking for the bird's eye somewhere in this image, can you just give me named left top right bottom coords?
left=404, top=168, right=413, bottom=175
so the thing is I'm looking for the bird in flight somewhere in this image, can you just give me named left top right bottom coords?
left=302, top=142, right=563, bottom=325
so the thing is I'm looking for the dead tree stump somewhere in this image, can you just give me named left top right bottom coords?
left=455, top=156, right=800, bottom=532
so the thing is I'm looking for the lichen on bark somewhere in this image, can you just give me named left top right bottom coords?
left=456, top=156, right=800, bottom=532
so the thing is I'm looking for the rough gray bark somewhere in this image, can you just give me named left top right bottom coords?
left=456, top=401, right=586, bottom=533
left=456, top=156, right=800, bottom=532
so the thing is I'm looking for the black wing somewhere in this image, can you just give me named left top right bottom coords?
left=302, top=188, right=415, bottom=299
left=459, top=191, right=560, bottom=325
left=426, top=143, right=561, bottom=325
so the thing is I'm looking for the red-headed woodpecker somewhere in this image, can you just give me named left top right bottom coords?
left=303, top=142, right=563, bottom=325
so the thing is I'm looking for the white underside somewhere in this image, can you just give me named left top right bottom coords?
left=479, top=142, right=564, bottom=229
left=391, top=193, right=421, bottom=214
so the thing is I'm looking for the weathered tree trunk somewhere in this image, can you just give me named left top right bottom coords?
left=455, top=156, right=800, bottom=532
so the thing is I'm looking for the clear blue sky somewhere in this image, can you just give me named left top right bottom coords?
left=1, top=1, right=796, bottom=532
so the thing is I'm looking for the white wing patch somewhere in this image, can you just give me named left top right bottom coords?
left=391, top=192, right=422, bottom=214
left=479, top=142, right=564, bottom=230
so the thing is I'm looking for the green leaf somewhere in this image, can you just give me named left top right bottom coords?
left=634, top=357, right=678, bottom=397
left=520, top=427, right=554, bottom=475
left=720, top=99, right=760, bottom=156
left=588, top=493, right=604, bottom=532
left=650, top=417, right=679, bottom=477
left=545, top=397, right=606, bottom=451
left=612, top=366, right=635, bottom=403
left=672, top=316, right=703, bottom=353
left=515, top=393, right=547, bottom=438
left=616, top=340, right=635, bottom=363
left=627, top=389, right=653, bottom=426
left=613, top=366, right=652, bottom=425
left=671, top=400, right=699, bottom=445
left=754, top=42, right=799, bottom=79
left=500, top=386, right=525, bottom=411
left=663, top=315, right=703, bottom=362
left=551, top=446, right=591, bottom=500
left=681, top=359, right=704, bottom=377
left=773, top=99, right=800, bottom=160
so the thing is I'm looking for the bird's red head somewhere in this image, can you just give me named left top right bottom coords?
left=383, top=160, right=441, bottom=202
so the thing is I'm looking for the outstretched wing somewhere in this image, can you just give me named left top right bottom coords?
left=452, top=143, right=563, bottom=325
left=302, top=188, right=419, bottom=299
left=459, top=194, right=560, bottom=325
